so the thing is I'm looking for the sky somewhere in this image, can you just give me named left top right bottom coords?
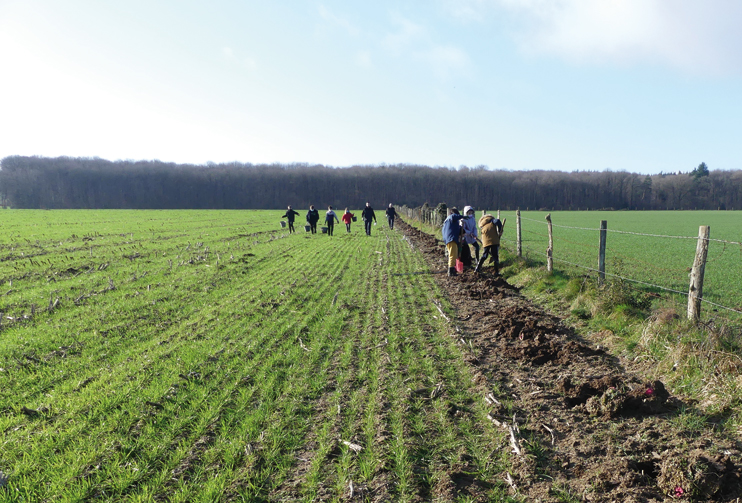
left=1, top=0, right=741, bottom=174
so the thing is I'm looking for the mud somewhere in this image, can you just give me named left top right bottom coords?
left=398, top=219, right=742, bottom=502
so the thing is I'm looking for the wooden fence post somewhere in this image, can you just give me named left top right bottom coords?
left=598, top=220, right=607, bottom=285
left=497, top=209, right=500, bottom=219
left=516, top=209, right=522, bottom=258
left=687, top=225, right=710, bottom=322
left=545, top=213, right=553, bottom=273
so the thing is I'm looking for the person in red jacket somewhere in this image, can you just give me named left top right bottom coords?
left=341, top=208, right=355, bottom=233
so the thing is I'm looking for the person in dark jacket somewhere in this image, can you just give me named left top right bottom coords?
left=361, top=202, right=376, bottom=236
left=282, top=205, right=300, bottom=233
left=306, top=205, right=320, bottom=234
left=325, top=206, right=340, bottom=236
left=385, top=203, right=397, bottom=230
left=441, top=208, right=464, bottom=276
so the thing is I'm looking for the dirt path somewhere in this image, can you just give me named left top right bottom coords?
left=398, top=219, right=742, bottom=502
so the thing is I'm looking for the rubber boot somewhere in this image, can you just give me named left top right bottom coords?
left=448, top=267, right=457, bottom=277
left=474, top=256, right=485, bottom=273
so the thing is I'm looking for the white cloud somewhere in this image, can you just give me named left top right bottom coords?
left=421, top=45, right=470, bottom=78
left=221, top=46, right=257, bottom=70
left=318, top=5, right=360, bottom=36
left=383, top=14, right=470, bottom=78
left=446, top=0, right=742, bottom=75
left=382, top=15, right=426, bottom=53
left=441, top=0, right=490, bottom=22
left=355, top=51, right=373, bottom=68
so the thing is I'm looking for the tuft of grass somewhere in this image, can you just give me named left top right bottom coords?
left=550, top=482, right=581, bottom=503
left=670, top=407, right=709, bottom=434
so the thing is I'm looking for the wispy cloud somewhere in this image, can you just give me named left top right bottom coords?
left=318, top=5, right=360, bottom=36
left=355, top=51, right=373, bottom=69
left=383, top=14, right=470, bottom=78
left=440, top=0, right=491, bottom=22
left=221, top=46, right=257, bottom=70
left=382, top=15, right=426, bottom=53
left=421, top=45, right=470, bottom=79
left=443, top=0, right=742, bottom=75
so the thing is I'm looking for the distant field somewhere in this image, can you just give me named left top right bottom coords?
left=493, top=210, right=742, bottom=318
left=0, top=210, right=509, bottom=501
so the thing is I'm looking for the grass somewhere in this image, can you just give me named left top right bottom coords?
left=498, top=210, right=742, bottom=321
left=0, top=210, right=514, bottom=501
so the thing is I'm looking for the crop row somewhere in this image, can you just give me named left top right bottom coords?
left=0, top=211, right=513, bottom=502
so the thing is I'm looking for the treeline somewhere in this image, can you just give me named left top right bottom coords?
left=1, top=155, right=741, bottom=210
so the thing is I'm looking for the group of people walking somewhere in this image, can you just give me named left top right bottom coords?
left=283, top=202, right=501, bottom=275
left=282, top=203, right=398, bottom=236
left=442, top=206, right=504, bottom=277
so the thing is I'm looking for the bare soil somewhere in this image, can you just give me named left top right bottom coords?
left=398, top=219, right=742, bottom=502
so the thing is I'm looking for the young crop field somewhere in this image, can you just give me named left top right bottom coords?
left=0, top=210, right=514, bottom=502
left=495, top=210, right=742, bottom=320
left=3, top=209, right=742, bottom=502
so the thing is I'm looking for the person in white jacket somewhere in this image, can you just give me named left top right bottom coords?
left=461, top=206, right=479, bottom=264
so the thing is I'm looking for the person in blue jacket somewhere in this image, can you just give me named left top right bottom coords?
left=325, top=206, right=340, bottom=236
left=441, top=208, right=464, bottom=276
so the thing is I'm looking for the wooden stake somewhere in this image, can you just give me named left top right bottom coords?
left=516, top=209, right=522, bottom=258
left=545, top=213, right=553, bottom=273
left=598, top=220, right=607, bottom=285
left=687, top=225, right=710, bottom=322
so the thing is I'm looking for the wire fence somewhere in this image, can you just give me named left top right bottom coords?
left=511, top=213, right=742, bottom=318
left=407, top=208, right=742, bottom=321
left=521, top=215, right=742, bottom=245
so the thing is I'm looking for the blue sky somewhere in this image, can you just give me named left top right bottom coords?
left=1, top=0, right=741, bottom=174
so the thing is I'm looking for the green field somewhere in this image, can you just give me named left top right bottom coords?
left=493, top=210, right=742, bottom=318
left=0, top=210, right=511, bottom=502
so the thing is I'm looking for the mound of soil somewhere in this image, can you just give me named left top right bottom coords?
left=398, top=219, right=742, bottom=502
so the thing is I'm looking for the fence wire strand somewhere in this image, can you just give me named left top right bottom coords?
left=524, top=243, right=742, bottom=314
left=521, top=227, right=689, bottom=275
left=519, top=243, right=742, bottom=315
left=519, top=215, right=742, bottom=245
